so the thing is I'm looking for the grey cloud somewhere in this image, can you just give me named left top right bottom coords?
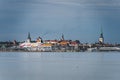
left=40, top=0, right=120, bottom=8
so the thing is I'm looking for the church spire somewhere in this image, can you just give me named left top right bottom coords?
left=99, top=27, right=104, bottom=44
left=27, top=32, right=31, bottom=43
left=101, top=26, right=103, bottom=34
left=28, top=32, right=31, bottom=39
left=100, top=27, right=103, bottom=38
left=61, top=34, right=64, bottom=40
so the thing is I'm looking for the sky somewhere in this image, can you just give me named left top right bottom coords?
left=0, top=0, right=120, bottom=43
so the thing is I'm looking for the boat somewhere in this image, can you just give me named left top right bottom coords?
left=98, top=47, right=120, bottom=51
left=87, top=47, right=98, bottom=52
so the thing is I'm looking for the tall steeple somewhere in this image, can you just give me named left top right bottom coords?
left=61, top=34, right=64, bottom=40
left=99, top=27, right=104, bottom=44
left=27, top=32, right=31, bottom=43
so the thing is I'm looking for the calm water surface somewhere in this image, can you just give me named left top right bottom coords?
left=0, top=52, right=120, bottom=80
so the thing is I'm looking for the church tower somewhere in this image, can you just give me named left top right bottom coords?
left=99, top=27, right=104, bottom=44
left=27, top=32, right=31, bottom=43
left=37, top=36, right=43, bottom=43
left=61, top=34, right=64, bottom=40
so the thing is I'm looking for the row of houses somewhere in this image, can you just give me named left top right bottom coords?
left=0, top=30, right=119, bottom=52
left=19, top=33, right=80, bottom=52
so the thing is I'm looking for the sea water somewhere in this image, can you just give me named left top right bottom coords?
left=0, top=52, right=120, bottom=80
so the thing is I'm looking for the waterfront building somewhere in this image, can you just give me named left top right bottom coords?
left=59, top=40, right=69, bottom=46
left=39, top=43, right=52, bottom=51
left=44, top=40, right=59, bottom=45
left=69, top=41, right=79, bottom=47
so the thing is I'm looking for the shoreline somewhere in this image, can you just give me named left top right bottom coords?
left=0, top=49, right=120, bottom=52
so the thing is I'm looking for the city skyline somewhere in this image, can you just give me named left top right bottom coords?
left=0, top=0, right=120, bottom=43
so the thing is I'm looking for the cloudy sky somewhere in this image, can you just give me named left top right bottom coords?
left=0, top=0, right=120, bottom=43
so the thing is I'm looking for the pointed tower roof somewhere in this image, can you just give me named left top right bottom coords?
left=28, top=32, right=31, bottom=39
left=100, top=27, right=104, bottom=38
left=61, top=34, right=64, bottom=40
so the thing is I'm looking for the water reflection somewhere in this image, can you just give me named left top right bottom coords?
left=0, top=52, right=120, bottom=80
